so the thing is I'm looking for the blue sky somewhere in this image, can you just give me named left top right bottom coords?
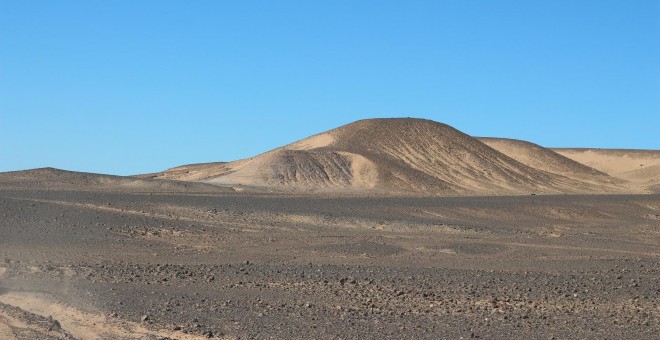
left=1, top=1, right=658, bottom=175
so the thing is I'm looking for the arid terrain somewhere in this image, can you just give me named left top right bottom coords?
left=553, top=148, right=660, bottom=193
left=1, top=119, right=658, bottom=339
left=144, top=119, right=638, bottom=195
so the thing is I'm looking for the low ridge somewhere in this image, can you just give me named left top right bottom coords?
left=478, top=138, right=620, bottom=182
left=553, top=148, right=660, bottom=193
left=0, top=167, right=234, bottom=193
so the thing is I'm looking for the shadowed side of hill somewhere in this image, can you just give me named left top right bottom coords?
left=0, top=168, right=234, bottom=193
left=149, top=118, right=629, bottom=195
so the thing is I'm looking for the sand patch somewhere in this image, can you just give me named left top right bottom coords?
left=0, top=319, right=14, bottom=340
left=287, top=133, right=335, bottom=150
left=0, top=290, right=217, bottom=340
left=338, top=152, right=379, bottom=188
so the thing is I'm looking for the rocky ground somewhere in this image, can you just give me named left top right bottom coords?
left=1, top=189, right=658, bottom=339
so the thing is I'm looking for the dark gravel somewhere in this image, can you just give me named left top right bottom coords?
left=1, top=189, right=658, bottom=339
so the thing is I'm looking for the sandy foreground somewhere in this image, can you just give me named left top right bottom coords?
left=0, top=188, right=658, bottom=339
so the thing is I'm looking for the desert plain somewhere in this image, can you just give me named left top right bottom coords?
left=0, top=119, right=658, bottom=339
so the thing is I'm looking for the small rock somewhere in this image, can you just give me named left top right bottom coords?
left=46, top=315, right=61, bottom=331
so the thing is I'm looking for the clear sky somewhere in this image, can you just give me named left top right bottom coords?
left=1, top=1, right=658, bottom=175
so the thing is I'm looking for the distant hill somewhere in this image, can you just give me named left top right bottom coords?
left=553, top=148, right=660, bottom=193
left=0, top=167, right=234, bottom=193
left=148, top=118, right=630, bottom=195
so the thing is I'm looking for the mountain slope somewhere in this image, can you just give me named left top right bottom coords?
left=150, top=118, right=627, bottom=195
left=478, top=138, right=621, bottom=182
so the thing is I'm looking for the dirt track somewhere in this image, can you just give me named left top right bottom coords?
left=1, top=189, right=659, bottom=339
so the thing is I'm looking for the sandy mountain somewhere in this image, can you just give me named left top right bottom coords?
left=0, top=167, right=234, bottom=193
left=150, top=118, right=627, bottom=195
left=553, top=148, right=660, bottom=193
